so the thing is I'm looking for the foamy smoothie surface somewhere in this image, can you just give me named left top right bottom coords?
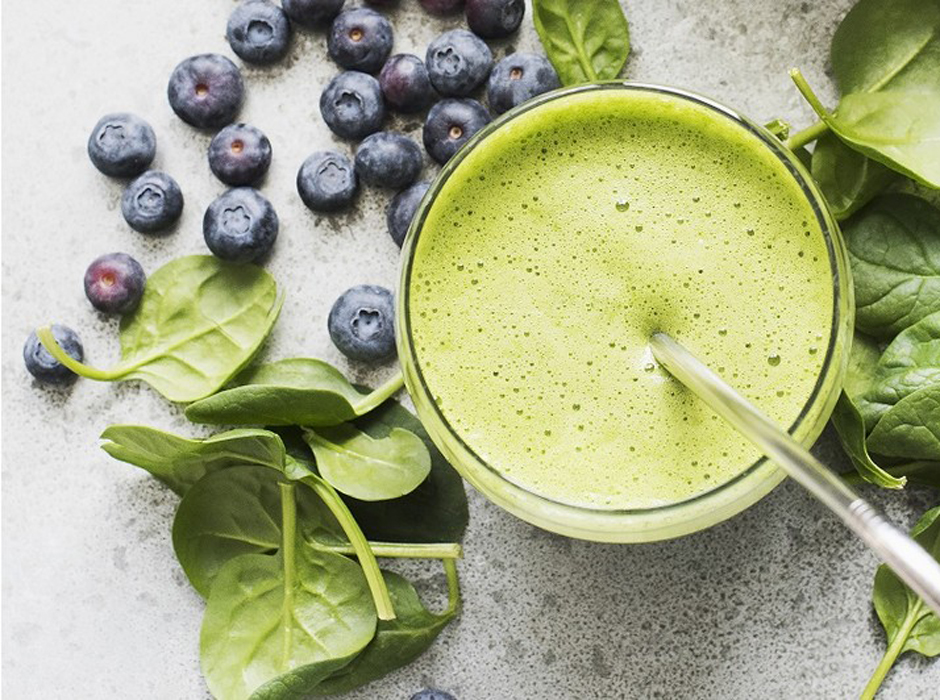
left=406, top=88, right=834, bottom=510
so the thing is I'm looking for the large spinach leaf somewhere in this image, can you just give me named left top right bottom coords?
left=811, top=132, right=898, bottom=220
left=343, top=400, right=469, bottom=543
left=100, top=425, right=286, bottom=495
left=868, top=385, right=940, bottom=461
left=856, top=311, right=940, bottom=427
left=303, top=424, right=431, bottom=501
left=185, top=359, right=403, bottom=427
left=862, top=505, right=940, bottom=699
left=842, top=195, right=940, bottom=339
left=531, top=0, right=629, bottom=85
left=37, top=256, right=282, bottom=402
left=200, top=483, right=377, bottom=700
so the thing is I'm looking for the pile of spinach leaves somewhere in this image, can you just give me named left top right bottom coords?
left=41, top=255, right=468, bottom=699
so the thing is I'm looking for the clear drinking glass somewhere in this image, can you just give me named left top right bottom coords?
left=396, top=82, right=853, bottom=543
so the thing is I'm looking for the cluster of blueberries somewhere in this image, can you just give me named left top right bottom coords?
left=25, top=0, right=559, bottom=396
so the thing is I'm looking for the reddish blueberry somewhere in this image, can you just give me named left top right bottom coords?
left=84, top=253, right=147, bottom=314
left=379, top=54, right=435, bottom=113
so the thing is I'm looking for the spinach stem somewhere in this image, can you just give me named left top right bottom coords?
left=860, top=600, right=922, bottom=700
left=784, top=120, right=829, bottom=151
left=302, top=473, right=397, bottom=620
left=443, top=558, right=461, bottom=614
left=278, top=482, right=297, bottom=667
left=35, top=325, right=121, bottom=381
left=841, top=462, right=936, bottom=487
left=354, top=370, right=405, bottom=416
left=321, top=542, right=463, bottom=560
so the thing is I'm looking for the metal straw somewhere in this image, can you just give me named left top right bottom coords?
left=649, top=332, right=940, bottom=617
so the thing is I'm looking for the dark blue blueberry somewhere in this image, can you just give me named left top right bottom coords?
left=386, top=181, right=429, bottom=246
left=328, top=285, right=396, bottom=363
left=23, top=325, right=84, bottom=385
left=355, top=132, right=422, bottom=189
left=282, top=0, right=344, bottom=27
left=227, top=1, right=292, bottom=65
left=87, top=113, right=156, bottom=178
left=466, top=0, right=524, bottom=38
left=487, top=53, right=560, bottom=114
left=83, top=253, right=146, bottom=314
left=208, top=123, right=272, bottom=186
left=319, top=71, right=385, bottom=139
left=121, top=171, right=184, bottom=233
left=203, top=188, right=278, bottom=263
left=410, top=690, right=457, bottom=700
left=425, top=29, right=492, bottom=97
left=328, top=8, right=393, bottom=74
left=167, top=54, right=244, bottom=129
left=423, top=98, right=490, bottom=164
left=419, top=0, right=463, bottom=15
left=379, top=54, right=435, bottom=113
left=297, top=151, right=358, bottom=211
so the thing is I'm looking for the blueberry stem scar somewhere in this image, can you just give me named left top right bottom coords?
left=354, top=370, right=405, bottom=415
left=35, top=325, right=119, bottom=381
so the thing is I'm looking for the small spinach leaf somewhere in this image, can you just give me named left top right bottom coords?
left=100, top=425, right=286, bottom=495
left=342, top=400, right=469, bottom=543
left=811, top=132, right=898, bottom=220
left=185, top=359, right=403, bottom=426
left=842, top=195, right=940, bottom=339
left=312, top=562, right=460, bottom=696
left=532, top=0, right=629, bottom=85
left=863, top=504, right=940, bottom=698
left=303, top=424, right=431, bottom=501
left=200, top=483, right=377, bottom=700
left=831, top=393, right=906, bottom=489
left=868, top=385, right=940, bottom=461
left=37, top=256, right=283, bottom=402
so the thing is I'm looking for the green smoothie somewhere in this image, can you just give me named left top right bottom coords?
left=406, top=88, right=834, bottom=510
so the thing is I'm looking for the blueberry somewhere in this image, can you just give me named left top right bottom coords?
left=87, top=113, right=156, bottom=178
left=487, top=53, right=561, bottom=114
left=167, top=54, right=244, bottom=129
left=203, top=188, right=279, bottom=263
left=208, top=123, right=272, bottom=186
left=319, top=71, right=385, bottom=139
left=419, top=0, right=464, bottom=15
left=328, top=8, right=393, bottom=74
left=386, top=181, right=430, bottom=246
left=410, top=690, right=457, bottom=700
left=423, top=98, right=490, bottom=164
left=379, top=54, right=435, bottom=113
left=84, top=253, right=146, bottom=314
left=23, top=325, right=84, bottom=385
left=121, top=171, right=184, bottom=233
left=282, top=0, right=344, bottom=27
left=227, top=1, right=292, bottom=65
left=328, top=285, right=396, bottom=363
left=425, top=29, right=492, bottom=97
left=297, top=151, right=358, bottom=212
left=355, top=132, right=422, bottom=189
left=466, top=0, right=524, bottom=38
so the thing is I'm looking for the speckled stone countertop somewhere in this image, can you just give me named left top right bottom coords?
left=3, top=1, right=938, bottom=698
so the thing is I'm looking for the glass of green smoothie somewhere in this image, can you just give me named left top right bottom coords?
left=397, top=83, right=852, bottom=543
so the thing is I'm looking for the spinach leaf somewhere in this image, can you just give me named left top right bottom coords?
left=303, top=424, right=431, bottom=501
left=342, top=400, right=469, bottom=543
left=811, top=132, right=898, bottom=220
left=868, top=385, right=940, bottom=461
left=172, top=465, right=345, bottom=596
left=532, top=0, right=629, bottom=85
left=312, top=562, right=460, bottom=695
left=37, top=256, right=283, bottom=402
left=831, top=393, right=906, bottom=489
left=100, top=425, right=286, bottom=495
left=185, top=359, right=403, bottom=426
left=200, top=483, right=377, bottom=700
left=856, top=311, right=940, bottom=427
left=842, top=195, right=940, bottom=339
left=863, top=504, right=940, bottom=699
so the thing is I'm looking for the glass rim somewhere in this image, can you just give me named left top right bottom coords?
left=397, top=80, right=846, bottom=520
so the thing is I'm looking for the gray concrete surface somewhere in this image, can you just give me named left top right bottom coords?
left=3, top=0, right=938, bottom=698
